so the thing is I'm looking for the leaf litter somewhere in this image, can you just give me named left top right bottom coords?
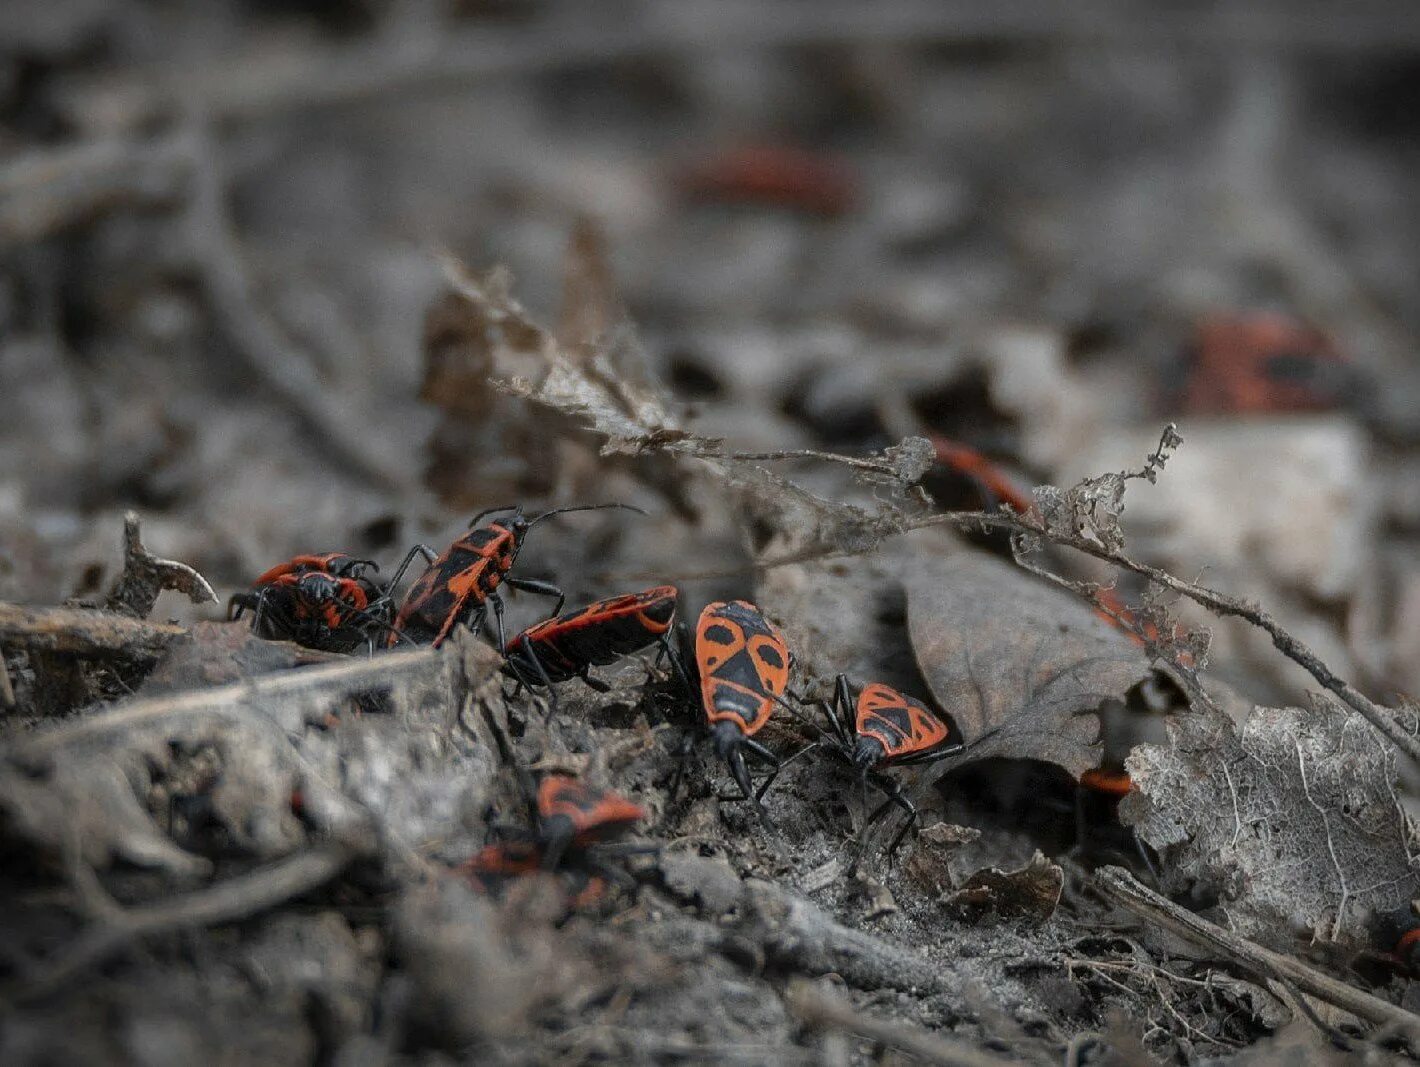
left=1122, top=701, right=1420, bottom=952
left=5, top=230, right=1420, bottom=1065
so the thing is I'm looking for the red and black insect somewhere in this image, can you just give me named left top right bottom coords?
left=386, top=503, right=641, bottom=650
left=769, top=674, right=966, bottom=860
left=460, top=774, right=648, bottom=905
left=670, top=600, right=791, bottom=814
left=502, top=585, right=680, bottom=706
left=249, top=553, right=379, bottom=586
left=229, top=552, right=399, bottom=653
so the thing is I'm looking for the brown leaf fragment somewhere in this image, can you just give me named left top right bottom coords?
left=105, top=511, right=217, bottom=618
left=908, top=552, right=1154, bottom=777
left=1120, top=704, right=1420, bottom=952
left=902, top=822, right=983, bottom=895
left=942, top=852, right=1063, bottom=924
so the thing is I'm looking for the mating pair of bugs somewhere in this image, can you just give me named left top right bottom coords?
left=229, top=503, right=641, bottom=654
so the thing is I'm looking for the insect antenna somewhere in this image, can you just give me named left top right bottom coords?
left=469, top=504, right=522, bottom=527
left=527, top=502, right=647, bottom=528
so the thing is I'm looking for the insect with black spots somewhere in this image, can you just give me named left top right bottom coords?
left=229, top=552, right=400, bottom=653
left=386, top=502, right=643, bottom=650
left=767, top=674, right=968, bottom=862
left=501, top=585, right=681, bottom=710
left=460, top=774, right=649, bottom=906
left=670, top=600, right=791, bottom=815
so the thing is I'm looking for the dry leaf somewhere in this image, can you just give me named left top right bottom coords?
left=759, top=527, right=961, bottom=690
left=908, top=552, right=1153, bottom=778
left=445, top=231, right=930, bottom=560
left=1121, top=703, right=1420, bottom=952
left=942, top=852, right=1063, bottom=923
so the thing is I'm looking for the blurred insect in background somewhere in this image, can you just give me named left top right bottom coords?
left=459, top=774, right=649, bottom=906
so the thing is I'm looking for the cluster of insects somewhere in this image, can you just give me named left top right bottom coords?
left=230, top=500, right=977, bottom=900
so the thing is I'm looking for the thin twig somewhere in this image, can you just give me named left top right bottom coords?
left=706, top=447, right=908, bottom=480
left=5, top=844, right=352, bottom=1004
left=785, top=978, right=1014, bottom=1067
left=740, top=879, right=950, bottom=995
left=909, top=508, right=1420, bottom=766
left=1095, top=866, right=1420, bottom=1043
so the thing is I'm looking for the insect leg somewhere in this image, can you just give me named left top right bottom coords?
left=668, top=730, right=696, bottom=803
left=487, top=592, right=509, bottom=654
left=754, top=740, right=818, bottom=802
left=867, top=773, right=919, bottom=863
left=831, top=674, right=857, bottom=749
left=506, top=577, right=565, bottom=618
left=227, top=593, right=251, bottom=622
left=500, top=652, right=535, bottom=701
left=659, top=631, right=695, bottom=695
left=386, top=544, right=438, bottom=591
left=720, top=746, right=769, bottom=819
left=578, top=667, right=612, bottom=694
left=250, top=587, right=274, bottom=638
left=523, top=643, right=560, bottom=716
left=540, top=826, right=574, bottom=873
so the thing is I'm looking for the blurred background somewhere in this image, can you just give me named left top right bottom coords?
left=5, top=0, right=1420, bottom=706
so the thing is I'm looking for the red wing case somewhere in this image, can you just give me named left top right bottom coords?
left=695, top=600, right=790, bottom=736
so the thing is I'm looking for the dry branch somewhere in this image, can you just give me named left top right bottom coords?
left=739, top=879, right=949, bottom=995
left=0, top=137, right=190, bottom=247
left=0, top=603, right=187, bottom=659
left=916, top=507, right=1420, bottom=766
left=6, top=844, right=353, bottom=1004
left=1095, top=866, right=1420, bottom=1041
left=14, top=647, right=444, bottom=758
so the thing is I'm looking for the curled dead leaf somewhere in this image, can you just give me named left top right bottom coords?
left=908, top=552, right=1153, bottom=778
